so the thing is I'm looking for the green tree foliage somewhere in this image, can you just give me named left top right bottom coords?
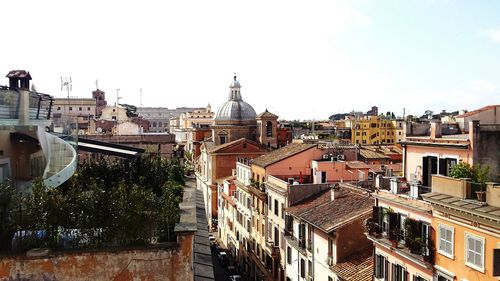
left=449, top=162, right=491, bottom=183
left=0, top=155, right=185, bottom=252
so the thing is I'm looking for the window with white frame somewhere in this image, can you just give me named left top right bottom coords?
left=438, top=224, right=454, bottom=258
left=465, top=233, right=484, bottom=271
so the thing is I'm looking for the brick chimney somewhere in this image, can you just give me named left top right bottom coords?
left=430, top=120, right=442, bottom=139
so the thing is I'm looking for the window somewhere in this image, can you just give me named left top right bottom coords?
left=287, top=246, right=292, bottom=264
left=494, top=249, right=500, bottom=276
left=308, top=260, right=313, bottom=277
left=281, top=203, right=285, bottom=219
left=438, top=224, right=454, bottom=258
left=268, top=195, right=272, bottom=210
left=57, top=106, right=61, bottom=110
left=300, top=258, right=305, bottom=278
left=219, top=135, right=226, bottom=144
left=274, top=199, right=279, bottom=216
left=465, top=233, right=484, bottom=271
left=87, top=107, right=91, bottom=111
left=391, top=264, right=407, bottom=281
left=413, top=275, right=427, bottom=281
left=436, top=273, right=452, bottom=281
left=274, top=226, right=279, bottom=247
left=374, top=254, right=387, bottom=279
left=69, top=106, right=73, bottom=110
left=79, top=107, right=82, bottom=111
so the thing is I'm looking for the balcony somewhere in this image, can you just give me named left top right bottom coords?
left=365, top=218, right=433, bottom=269
left=377, top=176, right=431, bottom=199
left=0, top=87, right=53, bottom=125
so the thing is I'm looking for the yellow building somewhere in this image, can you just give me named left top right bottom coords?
left=423, top=176, right=500, bottom=281
left=350, top=116, right=397, bottom=145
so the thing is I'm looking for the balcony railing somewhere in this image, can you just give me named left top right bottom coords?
left=365, top=218, right=433, bottom=264
left=0, top=87, right=53, bottom=121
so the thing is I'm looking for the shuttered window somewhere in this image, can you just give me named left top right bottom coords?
left=465, top=233, right=484, bottom=271
left=493, top=249, right=500, bottom=276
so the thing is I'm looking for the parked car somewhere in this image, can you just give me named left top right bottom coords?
left=230, top=275, right=242, bottom=281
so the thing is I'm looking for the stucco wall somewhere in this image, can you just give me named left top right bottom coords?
left=476, top=126, right=500, bottom=181
left=404, top=145, right=472, bottom=182
left=0, top=245, right=192, bottom=281
left=433, top=216, right=500, bottom=281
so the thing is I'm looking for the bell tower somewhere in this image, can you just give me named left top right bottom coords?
left=256, top=109, right=278, bottom=149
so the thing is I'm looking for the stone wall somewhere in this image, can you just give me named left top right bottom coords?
left=0, top=244, right=193, bottom=281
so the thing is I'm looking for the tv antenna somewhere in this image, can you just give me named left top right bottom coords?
left=140, top=88, right=143, bottom=109
left=61, top=76, right=72, bottom=99
left=116, top=89, right=121, bottom=106
left=61, top=76, right=72, bottom=118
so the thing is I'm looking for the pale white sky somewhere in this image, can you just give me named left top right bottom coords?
left=1, top=0, right=499, bottom=120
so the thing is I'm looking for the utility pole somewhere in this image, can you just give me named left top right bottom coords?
left=115, top=89, right=121, bottom=136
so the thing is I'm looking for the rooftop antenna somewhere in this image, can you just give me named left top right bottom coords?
left=115, top=88, right=121, bottom=106
left=61, top=76, right=72, bottom=118
left=95, top=79, right=99, bottom=90
left=140, top=88, right=143, bottom=109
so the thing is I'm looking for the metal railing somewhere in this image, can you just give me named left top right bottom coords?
left=0, top=87, right=53, bottom=120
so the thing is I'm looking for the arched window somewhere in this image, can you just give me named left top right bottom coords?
left=266, top=121, right=273, bottom=137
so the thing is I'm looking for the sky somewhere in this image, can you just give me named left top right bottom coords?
left=1, top=0, right=499, bottom=120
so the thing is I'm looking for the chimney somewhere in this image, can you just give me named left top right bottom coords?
left=331, top=184, right=343, bottom=201
left=430, top=120, right=442, bottom=139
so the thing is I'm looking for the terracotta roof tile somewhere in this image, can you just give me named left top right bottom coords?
left=256, top=109, right=278, bottom=118
left=287, top=186, right=373, bottom=233
left=252, top=143, right=317, bottom=167
left=208, top=138, right=263, bottom=153
left=6, top=70, right=31, bottom=79
left=359, top=149, right=389, bottom=160
left=330, top=248, right=374, bottom=281
left=456, top=105, right=500, bottom=118
left=346, top=161, right=371, bottom=169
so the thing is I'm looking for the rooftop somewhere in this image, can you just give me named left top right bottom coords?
left=207, top=138, right=263, bottom=153
left=372, top=190, right=432, bottom=213
left=256, top=109, right=278, bottom=119
left=330, top=249, right=374, bottom=281
left=252, top=143, right=317, bottom=168
left=422, top=192, right=500, bottom=223
left=287, top=186, right=373, bottom=233
left=455, top=104, right=500, bottom=118
left=346, top=161, right=371, bottom=170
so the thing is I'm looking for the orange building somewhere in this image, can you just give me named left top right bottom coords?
left=423, top=176, right=500, bottom=281
left=197, top=138, right=267, bottom=230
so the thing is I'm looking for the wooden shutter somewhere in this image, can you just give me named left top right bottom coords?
left=422, top=156, right=429, bottom=186
left=493, top=249, right=500, bottom=276
left=389, top=212, right=399, bottom=240
left=384, top=260, right=389, bottom=281
left=439, top=158, right=447, bottom=175
left=373, top=206, right=381, bottom=224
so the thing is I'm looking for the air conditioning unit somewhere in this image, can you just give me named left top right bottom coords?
left=326, top=256, right=334, bottom=266
left=287, top=178, right=294, bottom=184
left=322, top=154, right=329, bottom=160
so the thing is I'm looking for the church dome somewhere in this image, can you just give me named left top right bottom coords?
left=214, top=76, right=256, bottom=121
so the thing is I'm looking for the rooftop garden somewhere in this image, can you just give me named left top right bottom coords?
left=0, top=156, right=185, bottom=253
